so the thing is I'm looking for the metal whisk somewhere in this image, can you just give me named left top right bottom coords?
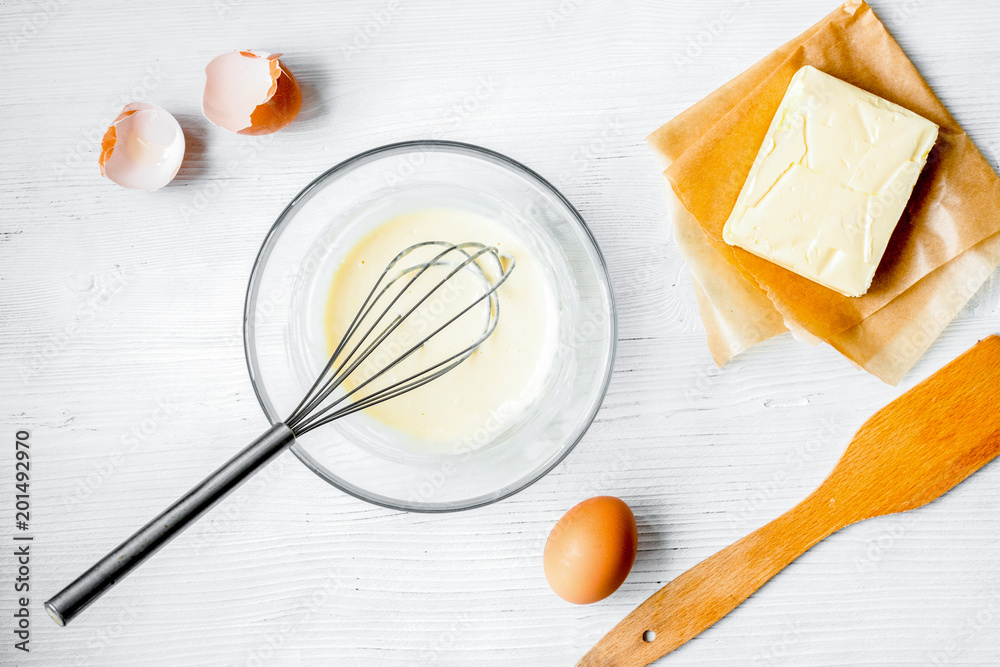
left=45, top=242, right=514, bottom=627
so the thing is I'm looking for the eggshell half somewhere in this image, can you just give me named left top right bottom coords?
left=99, top=102, right=185, bottom=191
left=202, top=50, right=302, bottom=135
left=543, top=496, right=638, bottom=605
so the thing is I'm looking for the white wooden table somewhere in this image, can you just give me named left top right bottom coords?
left=2, top=1, right=999, bottom=664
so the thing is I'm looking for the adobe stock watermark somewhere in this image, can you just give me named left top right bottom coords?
left=431, top=74, right=500, bottom=139
left=557, top=115, right=626, bottom=184
left=384, top=75, right=501, bottom=188
left=682, top=361, right=725, bottom=401
left=545, top=0, right=588, bottom=30
left=415, top=610, right=475, bottom=665
left=431, top=75, right=500, bottom=139
left=662, top=263, right=702, bottom=335
left=180, top=133, right=277, bottom=222
left=852, top=512, right=918, bottom=575
left=553, top=292, right=616, bottom=360
left=728, top=418, right=837, bottom=529
left=613, top=248, right=659, bottom=303
left=683, top=314, right=782, bottom=400
left=403, top=401, right=519, bottom=506
left=60, top=397, right=179, bottom=509
left=966, top=270, right=1000, bottom=314
left=751, top=622, right=804, bottom=667
left=838, top=153, right=931, bottom=250
left=53, top=65, right=164, bottom=178
left=65, top=601, right=141, bottom=666
left=785, top=87, right=943, bottom=254
left=190, top=448, right=297, bottom=556
left=19, top=270, right=129, bottom=386
left=251, top=221, right=340, bottom=334
left=340, top=0, right=403, bottom=62
left=529, top=448, right=631, bottom=555
left=883, top=261, right=996, bottom=371
left=925, top=586, right=1000, bottom=665
left=891, top=0, right=926, bottom=24
left=674, top=0, right=752, bottom=72
left=241, top=566, right=346, bottom=667
left=570, top=447, right=630, bottom=502
left=349, top=264, right=485, bottom=385
left=5, top=0, right=66, bottom=52
left=213, top=0, right=245, bottom=19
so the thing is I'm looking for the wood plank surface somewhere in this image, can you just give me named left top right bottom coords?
left=1, top=1, right=999, bottom=665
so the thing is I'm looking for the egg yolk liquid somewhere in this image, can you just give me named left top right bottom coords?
left=323, top=208, right=559, bottom=450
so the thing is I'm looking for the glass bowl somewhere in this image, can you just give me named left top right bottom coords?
left=244, top=141, right=616, bottom=512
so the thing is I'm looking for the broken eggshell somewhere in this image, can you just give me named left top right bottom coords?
left=99, top=102, right=186, bottom=191
left=202, top=50, right=302, bottom=135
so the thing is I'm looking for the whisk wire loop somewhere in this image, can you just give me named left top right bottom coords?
left=287, top=241, right=514, bottom=435
left=292, top=245, right=486, bottom=424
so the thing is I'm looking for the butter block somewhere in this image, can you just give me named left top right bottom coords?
left=722, top=66, right=938, bottom=297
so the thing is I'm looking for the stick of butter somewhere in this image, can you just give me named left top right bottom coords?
left=722, top=66, right=938, bottom=298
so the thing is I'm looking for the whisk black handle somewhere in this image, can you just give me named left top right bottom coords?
left=44, top=422, right=296, bottom=627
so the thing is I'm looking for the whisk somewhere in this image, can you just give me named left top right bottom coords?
left=45, top=241, right=515, bottom=627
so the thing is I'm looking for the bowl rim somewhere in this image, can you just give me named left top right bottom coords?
left=244, top=139, right=617, bottom=513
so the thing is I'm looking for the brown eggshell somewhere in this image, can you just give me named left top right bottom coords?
left=99, top=103, right=185, bottom=191
left=543, top=496, right=638, bottom=605
left=202, top=50, right=301, bottom=135
left=240, top=56, right=302, bottom=135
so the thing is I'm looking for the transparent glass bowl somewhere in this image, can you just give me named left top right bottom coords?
left=244, top=141, right=616, bottom=512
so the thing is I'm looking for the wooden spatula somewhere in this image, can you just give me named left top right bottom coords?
left=579, top=335, right=1000, bottom=667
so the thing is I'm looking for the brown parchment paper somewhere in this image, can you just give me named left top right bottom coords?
left=659, top=175, right=788, bottom=365
left=828, top=231, right=1000, bottom=383
left=649, top=0, right=1000, bottom=382
left=657, top=0, right=1000, bottom=343
left=660, top=154, right=1000, bottom=383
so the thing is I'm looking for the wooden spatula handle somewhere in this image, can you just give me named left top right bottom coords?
left=581, top=336, right=1000, bottom=666
left=578, top=492, right=845, bottom=667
